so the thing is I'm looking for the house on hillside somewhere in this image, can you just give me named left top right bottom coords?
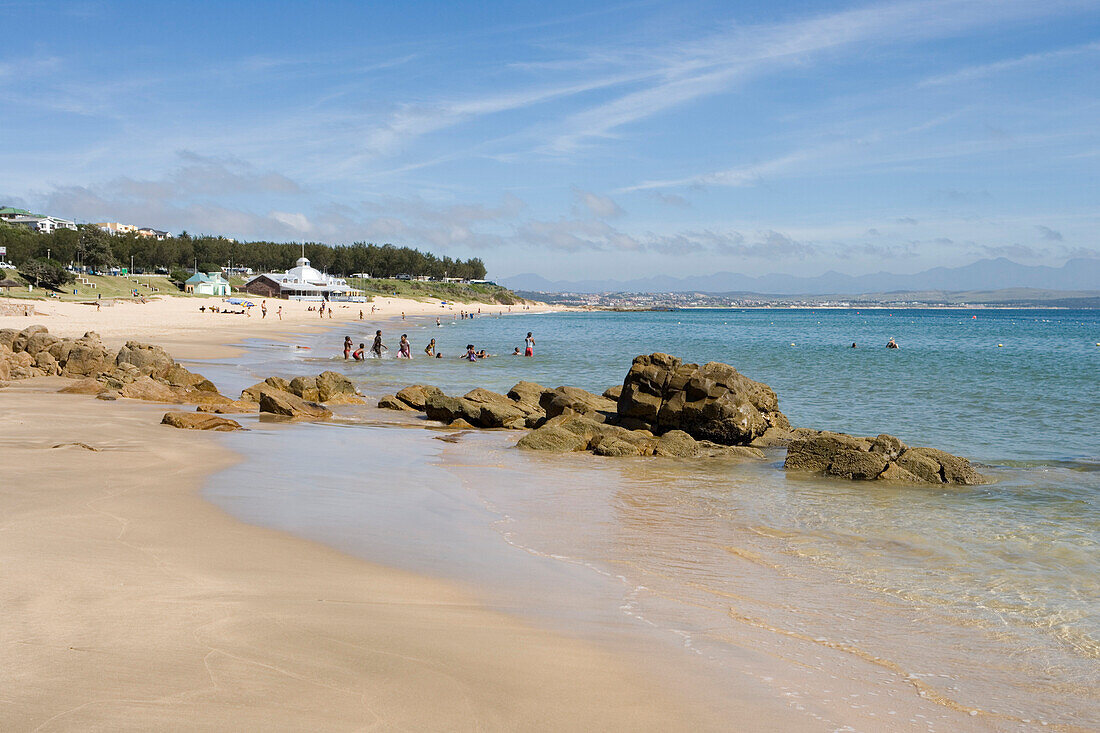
left=184, top=272, right=231, bottom=296
left=96, top=222, right=138, bottom=235
left=1, top=208, right=76, bottom=233
left=137, top=228, right=171, bottom=240
left=243, top=257, right=363, bottom=301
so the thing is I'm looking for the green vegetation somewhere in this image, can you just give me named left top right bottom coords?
left=0, top=221, right=487, bottom=280
left=347, top=277, right=523, bottom=305
left=17, top=259, right=74, bottom=289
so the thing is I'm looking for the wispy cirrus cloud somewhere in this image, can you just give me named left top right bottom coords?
left=918, top=40, right=1100, bottom=87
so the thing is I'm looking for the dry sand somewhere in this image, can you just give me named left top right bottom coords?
left=0, top=295, right=554, bottom=359
left=0, top=383, right=774, bottom=731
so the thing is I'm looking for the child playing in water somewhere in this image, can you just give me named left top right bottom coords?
left=464, top=344, right=478, bottom=361
left=352, top=343, right=365, bottom=360
left=524, top=332, right=535, bottom=356
left=424, top=338, right=436, bottom=357
left=371, top=330, right=386, bottom=357
left=343, top=336, right=353, bottom=360
left=398, top=334, right=411, bottom=359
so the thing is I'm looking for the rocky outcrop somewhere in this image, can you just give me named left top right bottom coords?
left=420, top=384, right=546, bottom=429
left=258, top=390, right=333, bottom=421
left=395, top=384, right=444, bottom=410
left=784, top=431, right=987, bottom=485
left=115, top=341, right=174, bottom=379
left=161, top=411, right=243, bottom=431
left=616, top=353, right=789, bottom=445
left=241, top=372, right=361, bottom=407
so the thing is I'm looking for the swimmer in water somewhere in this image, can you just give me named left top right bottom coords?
left=464, top=344, right=478, bottom=361
left=371, top=330, right=386, bottom=357
left=398, top=334, right=411, bottom=359
left=851, top=342, right=857, bottom=348
left=343, top=336, right=353, bottom=360
left=352, top=343, right=365, bottom=361
left=524, top=332, right=534, bottom=357
left=424, top=338, right=436, bottom=357
left=886, top=337, right=899, bottom=349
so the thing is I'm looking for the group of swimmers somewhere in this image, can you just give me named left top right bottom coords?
left=848, top=338, right=900, bottom=348
left=342, top=331, right=535, bottom=362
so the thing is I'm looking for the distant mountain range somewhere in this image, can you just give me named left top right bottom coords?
left=501, top=257, right=1100, bottom=295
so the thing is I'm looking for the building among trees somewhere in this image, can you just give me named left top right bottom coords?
left=243, top=256, right=363, bottom=301
left=184, top=272, right=231, bottom=296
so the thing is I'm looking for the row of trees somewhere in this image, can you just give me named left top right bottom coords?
left=0, top=223, right=488, bottom=280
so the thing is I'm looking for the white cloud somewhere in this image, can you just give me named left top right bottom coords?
left=271, top=211, right=312, bottom=232
left=573, top=188, right=623, bottom=218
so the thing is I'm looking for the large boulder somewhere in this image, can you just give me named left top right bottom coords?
left=423, top=394, right=479, bottom=424
left=119, top=376, right=184, bottom=403
left=241, top=377, right=293, bottom=402
left=540, top=386, right=617, bottom=421
left=784, top=431, right=987, bottom=485
left=115, top=341, right=174, bottom=379
left=395, top=384, right=444, bottom=410
left=616, top=353, right=788, bottom=445
left=463, top=388, right=527, bottom=429
left=34, top=351, right=59, bottom=375
left=11, top=325, right=48, bottom=353
left=378, top=395, right=416, bottom=411
left=24, top=331, right=60, bottom=357
left=258, top=390, right=332, bottom=421
left=161, top=411, right=243, bottom=431
left=516, top=425, right=590, bottom=452
left=58, top=333, right=111, bottom=378
left=0, top=328, right=19, bottom=351
left=653, top=429, right=699, bottom=458
left=316, top=370, right=356, bottom=402
left=164, top=364, right=218, bottom=392
left=288, top=376, right=320, bottom=402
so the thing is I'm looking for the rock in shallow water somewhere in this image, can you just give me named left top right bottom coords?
left=784, top=431, right=987, bottom=485
left=161, top=411, right=243, bottom=431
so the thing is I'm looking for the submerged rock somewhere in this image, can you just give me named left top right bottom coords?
left=516, top=425, right=589, bottom=452
left=784, top=431, right=987, bottom=485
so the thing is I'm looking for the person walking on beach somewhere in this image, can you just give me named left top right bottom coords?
left=524, top=332, right=535, bottom=357
left=277, top=305, right=283, bottom=320
left=424, top=338, right=436, bottom=357
left=343, top=336, right=353, bottom=360
left=261, top=300, right=267, bottom=318
left=371, top=330, right=386, bottom=358
left=398, top=334, right=412, bottom=359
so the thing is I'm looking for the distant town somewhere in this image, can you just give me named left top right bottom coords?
left=522, top=289, right=1100, bottom=310
left=0, top=207, right=171, bottom=240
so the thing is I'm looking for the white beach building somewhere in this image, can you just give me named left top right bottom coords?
left=243, top=257, right=364, bottom=302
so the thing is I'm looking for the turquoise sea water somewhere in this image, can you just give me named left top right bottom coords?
left=201, top=308, right=1100, bottom=730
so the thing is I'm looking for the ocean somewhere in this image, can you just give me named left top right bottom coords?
left=198, top=308, right=1099, bottom=730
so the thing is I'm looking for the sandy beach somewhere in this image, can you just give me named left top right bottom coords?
left=0, top=295, right=553, bottom=359
left=0, top=381, right=787, bottom=731
left=0, top=300, right=792, bottom=731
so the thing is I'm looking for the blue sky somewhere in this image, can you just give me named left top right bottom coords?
left=2, top=0, right=1098, bottom=280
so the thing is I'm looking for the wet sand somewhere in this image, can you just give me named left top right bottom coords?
left=0, top=382, right=790, bottom=731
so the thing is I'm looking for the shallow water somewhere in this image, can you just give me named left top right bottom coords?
left=200, top=308, right=1100, bottom=729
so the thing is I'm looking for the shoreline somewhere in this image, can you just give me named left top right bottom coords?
left=0, top=380, right=787, bottom=731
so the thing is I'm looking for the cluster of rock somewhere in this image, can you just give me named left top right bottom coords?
left=783, top=431, right=987, bottom=485
left=379, top=351, right=987, bottom=485
left=377, top=374, right=763, bottom=460
left=1, top=324, right=364, bottom=429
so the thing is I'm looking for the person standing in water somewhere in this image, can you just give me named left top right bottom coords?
left=371, top=330, right=386, bottom=357
left=398, top=334, right=412, bottom=359
left=524, top=331, right=535, bottom=357
left=424, top=338, right=436, bottom=357
left=352, top=343, right=365, bottom=361
left=343, top=336, right=353, bottom=360
left=464, top=344, right=478, bottom=361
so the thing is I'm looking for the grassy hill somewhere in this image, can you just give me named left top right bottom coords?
left=1, top=272, right=529, bottom=305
